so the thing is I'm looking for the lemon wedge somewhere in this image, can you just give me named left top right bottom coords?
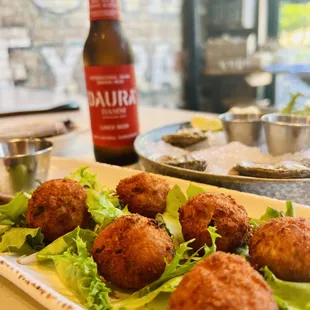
left=191, top=116, right=223, bottom=132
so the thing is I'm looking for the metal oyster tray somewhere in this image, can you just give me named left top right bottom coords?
left=134, top=122, right=310, bottom=205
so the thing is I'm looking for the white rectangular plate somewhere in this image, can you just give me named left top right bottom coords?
left=1, top=157, right=309, bottom=310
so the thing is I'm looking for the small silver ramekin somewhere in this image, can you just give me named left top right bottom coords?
left=262, top=113, right=310, bottom=156
left=0, top=138, right=53, bottom=195
left=219, top=113, right=264, bottom=147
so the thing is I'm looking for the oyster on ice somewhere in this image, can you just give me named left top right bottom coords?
left=162, top=128, right=207, bottom=148
left=234, top=161, right=310, bottom=179
left=301, top=158, right=310, bottom=168
left=158, top=155, right=207, bottom=172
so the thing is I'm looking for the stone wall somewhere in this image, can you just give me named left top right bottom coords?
left=0, top=0, right=182, bottom=107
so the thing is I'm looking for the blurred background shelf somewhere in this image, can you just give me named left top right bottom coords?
left=182, top=0, right=310, bottom=113
left=204, top=69, right=260, bottom=76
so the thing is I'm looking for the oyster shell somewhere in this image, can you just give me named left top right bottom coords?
left=301, top=158, right=310, bottom=168
left=158, top=155, right=207, bottom=172
left=162, top=128, right=207, bottom=148
left=0, top=193, right=12, bottom=205
left=234, top=161, right=310, bottom=179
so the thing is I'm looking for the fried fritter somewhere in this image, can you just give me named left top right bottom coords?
left=92, top=214, right=175, bottom=290
left=249, top=217, right=310, bottom=282
left=26, top=179, right=89, bottom=242
left=179, top=193, right=250, bottom=252
left=169, top=252, right=278, bottom=310
left=116, top=172, right=171, bottom=218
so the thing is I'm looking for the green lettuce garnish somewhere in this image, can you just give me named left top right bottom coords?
left=262, top=267, right=310, bottom=310
left=235, top=244, right=250, bottom=261
left=112, top=276, right=182, bottom=310
left=0, top=192, right=30, bottom=226
left=162, top=183, right=208, bottom=246
left=166, top=185, right=187, bottom=219
left=250, top=201, right=295, bottom=228
left=186, top=183, right=207, bottom=199
left=148, top=226, right=220, bottom=291
left=42, top=235, right=111, bottom=310
left=105, top=190, right=121, bottom=208
left=86, top=189, right=123, bottom=229
left=0, top=227, right=44, bottom=255
left=162, top=185, right=187, bottom=246
left=37, top=227, right=96, bottom=262
left=113, top=227, right=220, bottom=309
left=66, top=166, right=101, bottom=191
left=67, top=167, right=123, bottom=230
left=155, top=214, right=173, bottom=237
left=285, top=201, right=295, bottom=217
left=0, top=225, right=11, bottom=235
left=250, top=207, right=283, bottom=228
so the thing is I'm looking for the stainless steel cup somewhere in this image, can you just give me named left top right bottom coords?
left=262, top=114, right=310, bottom=156
left=219, top=113, right=263, bottom=147
left=0, top=138, right=53, bottom=195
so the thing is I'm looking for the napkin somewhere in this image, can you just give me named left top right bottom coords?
left=0, top=120, right=74, bottom=141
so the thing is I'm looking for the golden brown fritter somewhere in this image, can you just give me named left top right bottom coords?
left=179, top=193, right=250, bottom=252
left=169, top=252, right=278, bottom=310
left=116, top=172, right=171, bottom=218
left=92, top=214, right=175, bottom=290
left=26, top=179, right=89, bottom=242
left=249, top=217, right=310, bottom=282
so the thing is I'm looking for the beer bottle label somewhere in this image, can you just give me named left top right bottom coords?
left=89, top=0, right=120, bottom=21
left=85, top=65, right=140, bottom=148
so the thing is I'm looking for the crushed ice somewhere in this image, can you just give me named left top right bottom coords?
left=142, top=131, right=310, bottom=175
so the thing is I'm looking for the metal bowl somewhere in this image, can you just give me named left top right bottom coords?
left=262, top=114, right=310, bottom=156
left=0, top=138, right=53, bottom=195
left=219, top=113, right=264, bottom=147
left=134, top=122, right=310, bottom=205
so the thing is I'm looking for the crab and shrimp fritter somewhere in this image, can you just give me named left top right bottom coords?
left=26, top=179, right=90, bottom=242
left=116, top=172, right=171, bottom=218
left=249, top=217, right=310, bottom=282
left=92, top=214, right=175, bottom=290
left=179, top=193, right=250, bottom=252
left=169, top=252, right=277, bottom=310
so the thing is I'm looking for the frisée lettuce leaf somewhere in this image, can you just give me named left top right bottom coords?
left=284, top=201, right=295, bottom=217
left=235, top=244, right=250, bottom=261
left=250, top=201, right=296, bottom=228
left=19, top=226, right=96, bottom=265
left=41, top=235, right=111, bottom=310
left=0, top=225, right=10, bottom=235
left=186, top=183, right=207, bottom=199
left=166, top=185, right=187, bottom=219
left=112, top=276, right=182, bottom=310
left=162, top=183, right=208, bottom=246
left=262, top=267, right=310, bottom=310
left=66, top=166, right=101, bottom=191
left=67, top=167, right=123, bottom=230
left=0, top=192, right=30, bottom=226
left=0, top=227, right=44, bottom=255
left=146, top=226, right=220, bottom=292
left=113, top=227, right=221, bottom=309
left=162, top=184, right=187, bottom=246
left=37, top=227, right=96, bottom=262
left=86, top=189, right=123, bottom=229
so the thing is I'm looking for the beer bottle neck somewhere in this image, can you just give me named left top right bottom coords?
left=89, top=0, right=121, bottom=22
left=89, top=19, right=121, bottom=35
